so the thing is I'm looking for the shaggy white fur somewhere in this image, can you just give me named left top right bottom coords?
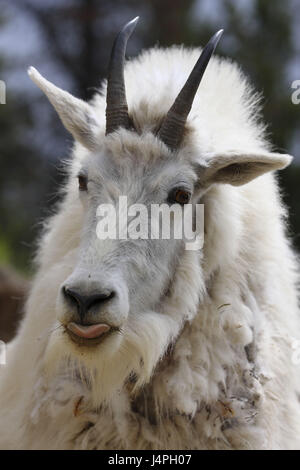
left=0, top=45, right=299, bottom=450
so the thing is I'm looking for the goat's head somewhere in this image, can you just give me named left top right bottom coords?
left=28, top=18, right=292, bottom=403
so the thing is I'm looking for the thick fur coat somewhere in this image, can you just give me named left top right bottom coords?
left=0, top=46, right=300, bottom=450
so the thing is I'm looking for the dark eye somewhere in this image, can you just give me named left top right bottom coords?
left=168, top=188, right=191, bottom=205
left=78, top=175, right=88, bottom=191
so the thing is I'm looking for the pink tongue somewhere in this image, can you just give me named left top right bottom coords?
left=67, top=322, right=110, bottom=339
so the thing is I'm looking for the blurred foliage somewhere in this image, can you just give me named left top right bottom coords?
left=0, top=0, right=299, bottom=273
left=0, top=73, right=39, bottom=273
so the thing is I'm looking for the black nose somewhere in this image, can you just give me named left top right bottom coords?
left=63, top=287, right=115, bottom=320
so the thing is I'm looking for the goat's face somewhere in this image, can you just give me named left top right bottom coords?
left=62, top=133, right=198, bottom=327
left=57, top=131, right=201, bottom=354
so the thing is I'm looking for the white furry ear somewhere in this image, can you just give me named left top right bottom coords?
left=28, top=67, right=100, bottom=150
left=201, top=151, right=292, bottom=187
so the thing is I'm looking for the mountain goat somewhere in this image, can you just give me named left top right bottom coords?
left=0, top=17, right=300, bottom=450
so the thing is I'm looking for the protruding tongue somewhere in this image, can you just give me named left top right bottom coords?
left=67, top=322, right=110, bottom=339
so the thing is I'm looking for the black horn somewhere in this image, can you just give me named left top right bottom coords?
left=158, top=30, right=223, bottom=151
left=106, top=17, right=139, bottom=135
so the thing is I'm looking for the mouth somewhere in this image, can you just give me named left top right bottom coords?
left=65, top=322, right=115, bottom=346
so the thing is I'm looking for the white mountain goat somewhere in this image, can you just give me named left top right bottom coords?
left=0, top=17, right=300, bottom=450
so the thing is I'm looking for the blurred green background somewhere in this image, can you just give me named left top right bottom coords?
left=0, top=0, right=299, bottom=275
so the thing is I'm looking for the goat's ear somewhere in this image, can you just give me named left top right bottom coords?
left=200, top=151, right=292, bottom=187
left=28, top=67, right=100, bottom=150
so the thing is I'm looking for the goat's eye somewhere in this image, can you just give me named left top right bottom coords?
left=78, top=175, right=88, bottom=191
left=169, top=188, right=191, bottom=205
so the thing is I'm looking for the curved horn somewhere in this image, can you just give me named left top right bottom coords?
left=158, top=30, right=223, bottom=151
left=106, top=17, right=139, bottom=135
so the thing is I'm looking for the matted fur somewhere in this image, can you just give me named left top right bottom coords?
left=0, top=46, right=300, bottom=450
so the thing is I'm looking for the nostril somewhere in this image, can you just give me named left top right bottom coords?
left=63, top=287, right=81, bottom=308
left=88, top=291, right=115, bottom=310
left=86, top=291, right=115, bottom=310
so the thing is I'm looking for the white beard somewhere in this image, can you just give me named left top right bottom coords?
left=43, top=311, right=181, bottom=408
